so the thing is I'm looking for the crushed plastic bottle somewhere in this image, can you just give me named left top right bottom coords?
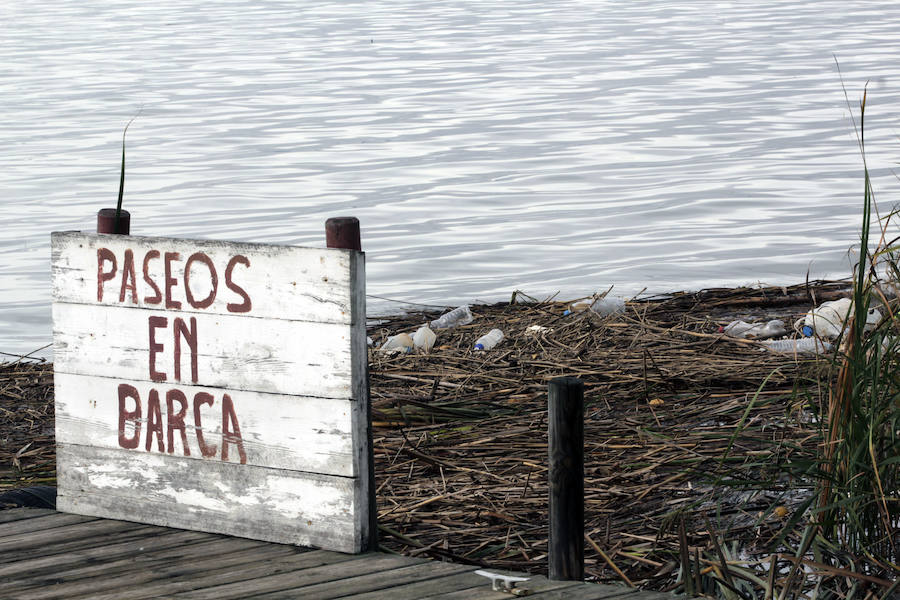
left=589, top=296, right=626, bottom=317
left=473, top=329, right=504, bottom=351
left=430, top=305, right=474, bottom=329
left=762, top=338, right=832, bottom=354
left=380, top=333, right=414, bottom=354
left=563, top=296, right=626, bottom=317
left=413, top=325, right=436, bottom=352
left=722, top=319, right=787, bottom=340
left=801, top=298, right=882, bottom=339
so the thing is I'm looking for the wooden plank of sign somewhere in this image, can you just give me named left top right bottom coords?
left=51, top=231, right=362, bottom=325
left=56, top=444, right=366, bottom=553
left=52, top=303, right=358, bottom=400
left=54, top=372, right=356, bottom=477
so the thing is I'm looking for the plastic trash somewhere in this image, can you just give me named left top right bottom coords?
left=801, top=298, right=881, bottom=338
left=474, top=329, right=504, bottom=351
left=380, top=333, right=414, bottom=354
left=590, top=296, right=626, bottom=316
left=525, top=325, right=552, bottom=336
left=430, top=305, right=474, bottom=329
left=722, top=319, right=786, bottom=340
left=564, top=296, right=626, bottom=317
left=762, top=338, right=832, bottom=354
left=412, top=325, right=436, bottom=352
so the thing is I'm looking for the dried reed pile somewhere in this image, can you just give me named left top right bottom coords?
left=368, top=281, right=892, bottom=594
left=0, top=360, right=54, bottom=500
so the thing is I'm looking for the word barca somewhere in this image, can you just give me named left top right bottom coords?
left=117, top=383, right=247, bottom=464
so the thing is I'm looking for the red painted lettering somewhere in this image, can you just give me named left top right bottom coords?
left=173, top=317, right=198, bottom=383
left=145, top=389, right=165, bottom=452
left=117, top=384, right=142, bottom=449
left=148, top=316, right=168, bottom=382
left=225, top=255, right=252, bottom=313
left=184, top=252, right=217, bottom=309
left=97, top=248, right=117, bottom=302
left=166, top=389, right=190, bottom=456
left=221, top=394, right=247, bottom=464
left=164, top=251, right=182, bottom=309
left=118, top=249, right=138, bottom=303
left=143, top=250, right=163, bottom=304
left=193, top=392, right=217, bottom=458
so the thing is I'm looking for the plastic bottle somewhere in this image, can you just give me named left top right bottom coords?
left=473, top=329, right=503, bottom=351
left=802, top=298, right=851, bottom=339
left=722, top=319, right=786, bottom=340
left=380, top=333, right=414, bottom=354
left=589, top=296, right=626, bottom=317
left=413, top=325, right=436, bottom=352
left=801, top=298, right=882, bottom=338
left=430, top=305, right=474, bottom=329
left=762, top=338, right=832, bottom=354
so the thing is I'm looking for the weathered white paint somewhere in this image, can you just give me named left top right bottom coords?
left=52, top=302, right=355, bottom=399
left=52, top=232, right=372, bottom=553
left=51, top=231, right=359, bottom=324
left=54, top=372, right=356, bottom=477
left=55, top=444, right=364, bottom=552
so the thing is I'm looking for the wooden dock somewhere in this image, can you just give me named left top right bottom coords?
left=1, top=508, right=675, bottom=599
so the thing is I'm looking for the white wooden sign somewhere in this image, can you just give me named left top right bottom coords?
left=51, top=231, right=373, bottom=553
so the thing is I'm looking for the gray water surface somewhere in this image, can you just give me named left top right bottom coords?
left=3, top=1, right=900, bottom=357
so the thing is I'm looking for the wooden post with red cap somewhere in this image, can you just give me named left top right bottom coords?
left=325, top=216, right=375, bottom=550
left=325, top=216, right=361, bottom=251
left=97, top=208, right=131, bottom=235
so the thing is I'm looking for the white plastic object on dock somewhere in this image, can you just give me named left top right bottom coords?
left=412, top=325, right=436, bottom=352
left=380, top=333, right=414, bottom=354
left=723, top=319, right=786, bottom=340
left=474, top=569, right=530, bottom=594
left=430, top=305, right=473, bottom=329
left=474, top=329, right=504, bottom=351
left=762, top=338, right=832, bottom=354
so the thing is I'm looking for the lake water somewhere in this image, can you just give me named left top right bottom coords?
left=3, top=1, right=900, bottom=358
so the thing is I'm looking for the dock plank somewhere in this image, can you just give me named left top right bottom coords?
left=0, top=511, right=96, bottom=537
left=315, top=568, right=490, bottom=600
left=0, top=529, right=213, bottom=578
left=0, top=536, right=279, bottom=594
left=82, top=549, right=369, bottom=600
left=172, top=553, right=423, bottom=599
left=0, top=525, right=201, bottom=564
left=0, top=510, right=677, bottom=599
left=247, top=560, right=473, bottom=599
left=0, top=507, right=56, bottom=524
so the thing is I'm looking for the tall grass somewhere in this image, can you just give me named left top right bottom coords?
left=113, top=112, right=140, bottom=234
left=814, top=85, right=899, bottom=573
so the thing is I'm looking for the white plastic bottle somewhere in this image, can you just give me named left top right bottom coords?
left=762, top=338, right=832, bottom=354
left=589, top=296, right=626, bottom=316
left=430, top=305, right=474, bottom=329
left=473, top=329, right=503, bottom=351
left=723, top=319, right=786, bottom=340
left=413, top=325, right=436, bottom=352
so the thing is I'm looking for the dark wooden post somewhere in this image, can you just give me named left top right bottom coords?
left=325, top=216, right=375, bottom=551
left=548, top=376, right=584, bottom=580
left=97, top=208, right=130, bottom=234
left=325, top=216, right=361, bottom=251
